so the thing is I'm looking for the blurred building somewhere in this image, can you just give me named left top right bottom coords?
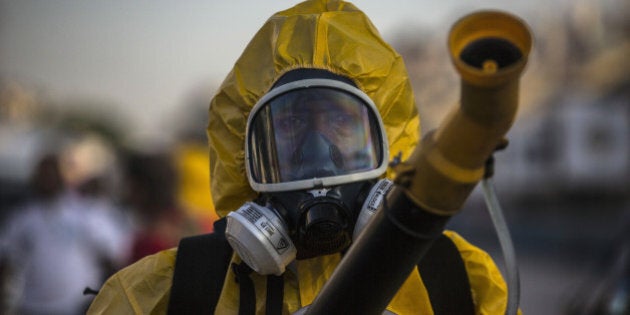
left=393, top=0, right=629, bottom=201
left=498, top=87, right=629, bottom=198
left=494, top=0, right=629, bottom=200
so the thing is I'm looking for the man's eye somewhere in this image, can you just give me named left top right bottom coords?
left=337, top=115, right=351, bottom=124
left=331, top=114, right=356, bottom=126
left=277, top=116, right=306, bottom=131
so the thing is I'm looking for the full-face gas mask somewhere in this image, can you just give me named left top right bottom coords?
left=225, top=70, right=393, bottom=275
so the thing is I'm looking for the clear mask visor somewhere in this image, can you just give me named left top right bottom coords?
left=247, top=83, right=386, bottom=191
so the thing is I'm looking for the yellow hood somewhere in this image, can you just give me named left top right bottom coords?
left=207, top=0, right=420, bottom=217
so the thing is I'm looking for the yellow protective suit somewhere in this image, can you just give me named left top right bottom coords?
left=88, top=0, right=512, bottom=314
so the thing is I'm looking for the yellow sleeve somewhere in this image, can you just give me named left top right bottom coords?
left=87, top=248, right=177, bottom=315
left=444, top=230, right=522, bottom=315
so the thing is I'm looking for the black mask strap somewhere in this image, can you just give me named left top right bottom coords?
left=232, top=262, right=255, bottom=315
left=265, top=275, right=284, bottom=315
left=233, top=262, right=285, bottom=315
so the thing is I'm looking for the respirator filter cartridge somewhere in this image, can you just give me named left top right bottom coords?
left=226, top=202, right=297, bottom=275
left=352, top=179, right=394, bottom=240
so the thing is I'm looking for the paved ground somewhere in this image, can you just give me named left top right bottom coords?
left=446, top=192, right=629, bottom=315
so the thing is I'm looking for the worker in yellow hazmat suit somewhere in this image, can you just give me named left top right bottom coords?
left=174, top=142, right=219, bottom=231
left=88, top=1, right=514, bottom=314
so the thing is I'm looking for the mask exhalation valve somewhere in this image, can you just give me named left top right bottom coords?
left=299, top=203, right=351, bottom=259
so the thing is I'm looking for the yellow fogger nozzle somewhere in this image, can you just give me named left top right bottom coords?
left=396, top=10, right=532, bottom=216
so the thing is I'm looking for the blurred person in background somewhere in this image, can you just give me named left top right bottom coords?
left=0, top=138, right=129, bottom=315
left=172, top=91, right=221, bottom=233
left=57, top=133, right=132, bottom=275
left=171, top=102, right=220, bottom=233
left=173, top=140, right=219, bottom=232
left=122, top=150, right=209, bottom=264
left=0, top=82, right=52, bottom=223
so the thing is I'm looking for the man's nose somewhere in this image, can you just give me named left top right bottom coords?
left=312, top=115, right=332, bottom=136
left=296, top=132, right=343, bottom=169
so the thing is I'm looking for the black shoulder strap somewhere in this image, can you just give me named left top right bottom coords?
left=417, top=234, right=475, bottom=315
left=168, top=220, right=474, bottom=315
left=168, top=218, right=233, bottom=315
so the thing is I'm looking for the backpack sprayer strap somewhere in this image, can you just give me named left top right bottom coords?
left=168, top=218, right=474, bottom=314
left=168, top=218, right=232, bottom=315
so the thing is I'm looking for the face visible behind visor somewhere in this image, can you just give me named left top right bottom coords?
left=246, top=78, right=389, bottom=192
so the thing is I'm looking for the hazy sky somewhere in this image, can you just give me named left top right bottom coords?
left=0, top=0, right=558, bottom=140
